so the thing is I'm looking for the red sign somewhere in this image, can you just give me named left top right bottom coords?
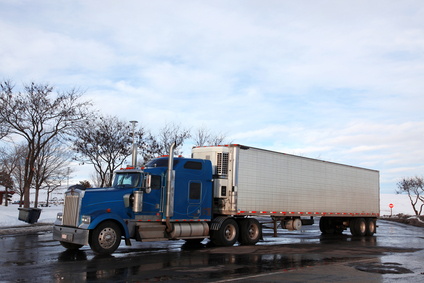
left=389, top=203, right=394, bottom=208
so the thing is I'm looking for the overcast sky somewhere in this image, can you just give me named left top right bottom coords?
left=1, top=1, right=424, bottom=194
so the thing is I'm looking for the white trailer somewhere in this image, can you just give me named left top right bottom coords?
left=192, top=144, right=380, bottom=237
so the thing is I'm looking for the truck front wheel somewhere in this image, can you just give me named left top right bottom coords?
left=89, top=221, right=122, bottom=254
left=239, top=218, right=261, bottom=245
left=211, top=218, right=239, bottom=246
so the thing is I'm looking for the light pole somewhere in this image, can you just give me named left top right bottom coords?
left=130, top=120, right=138, bottom=167
left=67, top=167, right=70, bottom=187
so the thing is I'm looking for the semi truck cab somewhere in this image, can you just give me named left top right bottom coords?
left=53, top=153, right=213, bottom=254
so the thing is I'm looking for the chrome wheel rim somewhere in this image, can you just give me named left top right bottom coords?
left=98, top=227, right=117, bottom=249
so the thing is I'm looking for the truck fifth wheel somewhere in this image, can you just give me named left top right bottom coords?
left=53, top=144, right=380, bottom=254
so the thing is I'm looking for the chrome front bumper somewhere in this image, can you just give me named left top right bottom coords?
left=53, top=225, right=90, bottom=246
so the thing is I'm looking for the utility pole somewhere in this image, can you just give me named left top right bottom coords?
left=67, top=167, right=70, bottom=187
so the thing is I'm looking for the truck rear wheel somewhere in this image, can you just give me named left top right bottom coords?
left=365, top=218, right=376, bottom=236
left=211, top=218, right=239, bottom=246
left=89, top=221, right=122, bottom=254
left=60, top=241, right=83, bottom=250
left=239, top=218, right=261, bottom=245
left=350, top=218, right=366, bottom=236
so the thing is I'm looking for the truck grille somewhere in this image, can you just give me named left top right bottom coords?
left=216, top=152, right=229, bottom=176
left=63, top=193, right=81, bottom=227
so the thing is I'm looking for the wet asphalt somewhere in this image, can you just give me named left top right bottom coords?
left=0, top=219, right=423, bottom=282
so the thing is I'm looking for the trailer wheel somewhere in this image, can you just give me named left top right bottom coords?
left=365, top=218, right=376, bottom=236
left=89, top=221, right=122, bottom=254
left=60, top=241, right=83, bottom=250
left=211, top=218, right=239, bottom=246
left=319, top=217, right=335, bottom=234
left=350, top=218, right=366, bottom=236
left=239, top=218, right=261, bottom=245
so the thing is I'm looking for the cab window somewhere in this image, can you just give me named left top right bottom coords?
left=184, top=161, right=202, bottom=170
left=189, top=182, right=201, bottom=200
left=150, top=175, right=161, bottom=190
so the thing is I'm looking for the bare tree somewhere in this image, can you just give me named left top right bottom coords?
left=396, top=176, right=424, bottom=216
left=155, top=123, right=191, bottom=156
left=0, top=97, right=9, bottom=140
left=0, top=121, right=9, bottom=141
left=72, top=116, right=152, bottom=187
left=79, top=180, right=92, bottom=188
left=0, top=143, right=27, bottom=206
left=0, top=170, right=13, bottom=206
left=138, top=134, right=161, bottom=164
left=89, top=171, right=103, bottom=188
left=44, top=176, right=67, bottom=207
left=0, top=81, right=92, bottom=208
left=192, top=126, right=229, bottom=147
left=33, top=139, right=73, bottom=207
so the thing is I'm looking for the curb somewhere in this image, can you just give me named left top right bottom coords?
left=0, top=223, right=53, bottom=235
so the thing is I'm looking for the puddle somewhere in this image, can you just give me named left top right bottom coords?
left=352, top=262, right=413, bottom=274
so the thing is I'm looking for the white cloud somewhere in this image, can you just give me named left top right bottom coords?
left=1, top=0, right=424, bottom=193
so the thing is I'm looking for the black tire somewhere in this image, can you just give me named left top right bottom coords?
left=350, top=218, right=366, bottom=236
left=89, top=221, right=122, bottom=254
left=60, top=241, right=83, bottom=250
left=239, top=218, right=261, bottom=245
left=184, top=238, right=204, bottom=244
left=211, top=218, right=239, bottom=246
left=319, top=217, right=335, bottom=234
left=365, top=218, right=376, bottom=236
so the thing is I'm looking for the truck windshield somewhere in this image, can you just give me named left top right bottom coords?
left=113, top=172, right=141, bottom=188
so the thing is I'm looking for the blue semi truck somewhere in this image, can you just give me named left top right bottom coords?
left=53, top=143, right=379, bottom=254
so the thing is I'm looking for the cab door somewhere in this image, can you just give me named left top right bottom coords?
left=140, top=173, right=163, bottom=215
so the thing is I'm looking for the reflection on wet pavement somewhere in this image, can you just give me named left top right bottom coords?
left=0, top=219, right=423, bottom=282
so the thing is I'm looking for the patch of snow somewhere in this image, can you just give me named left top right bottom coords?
left=0, top=205, right=62, bottom=227
left=1, top=194, right=421, bottom=228
left=407, top=215, right=424, bottom=224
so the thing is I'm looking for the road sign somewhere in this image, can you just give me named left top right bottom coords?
left=389, top=203, right=394, bottom=208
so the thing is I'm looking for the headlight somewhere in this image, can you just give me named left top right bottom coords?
left=81, top=215, right=91, bottom=225
left=55, top=212, right=63, bottom=225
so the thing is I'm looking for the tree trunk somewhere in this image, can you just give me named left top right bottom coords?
left=23, top=182, right=31, bottom=208
left=19, top=195, right=23, bottom=208
left=46, top=190, right=51, bottom=206
left=408, top=193, right=419, bottom=216
left=34, top=186, right=39, bottom=208
left=4, top=187, right=8, bottom=207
